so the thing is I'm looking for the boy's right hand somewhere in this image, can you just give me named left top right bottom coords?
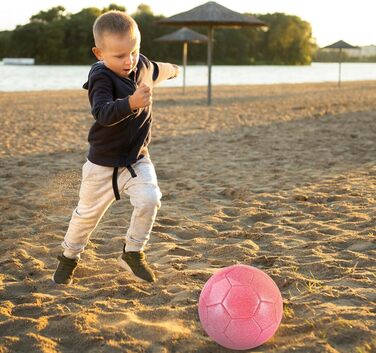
left=129, top=83, right=152, bottom=110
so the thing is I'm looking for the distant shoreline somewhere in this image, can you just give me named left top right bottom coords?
left=2, top=62, right=376, bottom=92
left=1, top=79, right=376, bottom=95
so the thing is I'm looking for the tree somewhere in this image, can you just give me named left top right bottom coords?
left=257, top=13, right=313, bottom=65
left=132, top=5, right=180, bottom=62
left=0, top=4, right=317, bottom=65
left=38, top=21, right=67, bottom=63
left=213, top=28, right=259, bottom=65
left=102, top=3, right=126, bottom=12
left=64, top=8, right=101, bottom=64
left=0, top=31, right=11, bottom=58
left=10, top=23, right=44, bottom=59
left=135, top=4, right=153, bottom=16
left=30, top=6, right=67, bottom=24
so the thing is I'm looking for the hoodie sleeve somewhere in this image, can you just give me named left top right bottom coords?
left=151, top=61, right=179, bottom=86
left=88, top=72, right=135, bottom=127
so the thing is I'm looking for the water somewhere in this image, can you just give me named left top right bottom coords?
left=0, top=62, right=375, bottom=92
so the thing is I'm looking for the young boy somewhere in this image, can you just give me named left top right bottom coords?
left=52, top=11, right=179, bottom=285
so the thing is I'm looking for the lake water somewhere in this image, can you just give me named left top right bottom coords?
left=1, top=62, right=376, bottom=92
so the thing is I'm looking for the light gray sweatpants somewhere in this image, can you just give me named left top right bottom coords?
left=62, top=156, right=162, bottom=259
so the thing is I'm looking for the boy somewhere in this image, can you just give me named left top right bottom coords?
left=52, top=11, right=179, bottom=284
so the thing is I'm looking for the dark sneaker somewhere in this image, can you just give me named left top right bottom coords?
left=118, top=251, right=156, bottom=283
left=52, top=254, right=78, bottom=285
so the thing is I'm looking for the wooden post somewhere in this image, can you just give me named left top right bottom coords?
left=338, top=48, right=342, bottom=87
left=183, top=41, right=188, bottom=94
left=207, top=25, right=214, bottom=105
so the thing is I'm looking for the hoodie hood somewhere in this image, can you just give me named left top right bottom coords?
left=82, top=62, right=107, bottom=90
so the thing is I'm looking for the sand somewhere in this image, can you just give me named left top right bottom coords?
left=0, top=81, right=375, bottom=353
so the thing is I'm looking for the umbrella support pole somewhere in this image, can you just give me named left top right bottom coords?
left=207, top=25, right=214, bottom=105
left=183, top=42, right=187, bottom=94
left=338, top=48, right=342, bottom=87
left=158, top=2, right=266, bottom=105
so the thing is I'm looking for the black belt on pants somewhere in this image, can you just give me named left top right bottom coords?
left=112, top=165, right=137, bottom=200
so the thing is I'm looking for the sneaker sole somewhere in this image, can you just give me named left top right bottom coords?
left=117, top=255, right=151, bottom=283
left=51, top=272, right=73, bottom=285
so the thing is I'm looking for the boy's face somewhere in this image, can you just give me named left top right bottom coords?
left=92, top=31, right=140, bottom=78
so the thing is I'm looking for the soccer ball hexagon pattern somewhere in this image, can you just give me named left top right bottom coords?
left=198, top=264, right=283, bottom=350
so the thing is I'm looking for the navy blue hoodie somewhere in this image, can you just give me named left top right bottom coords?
left=83, top=54, right=176, bottom=168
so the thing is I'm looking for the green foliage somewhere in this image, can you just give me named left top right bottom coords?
left=63, top=8, right=101, bottom=64
left=0, top=4, right=317, bottom=65
left=214, top=28, right=251, bottom=64
left=312, top=49, right=376, bottom=63
left=10, top=23, right=44, bottom=59
left=135, top=4, right=154, bottom=16
left=0, top=31, right=11, bottom=57
left=30, top=6, right=67, bottom=24
left=102, top=3, right=126, bottom=12
left=256, top=13, right=314, bottom=65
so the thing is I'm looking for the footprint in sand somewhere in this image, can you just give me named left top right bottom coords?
left=221, top=207, right=240, bottom=217
left=252, top=255, right=278, bottom=268
left=174, top=230, right=198, bottom=240
left=158, top=217, right=180, bottom=226
left=154, top=217, right=200, bottom=241
left=347, top=241, right=375, bottom=252
left=167, top=246, right=194, bottom=256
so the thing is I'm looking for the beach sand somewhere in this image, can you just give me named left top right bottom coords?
left=0, top=81, right=375, bottom=353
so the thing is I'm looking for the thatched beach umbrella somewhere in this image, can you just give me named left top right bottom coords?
left=322, top=40, right=358, bottom=86
left=155, top=27, right=208, bottom=93
left=158, top=1, right=267, bottom=105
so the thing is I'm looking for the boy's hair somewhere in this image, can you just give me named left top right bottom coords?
left=93, top=11, right=139, bottom=48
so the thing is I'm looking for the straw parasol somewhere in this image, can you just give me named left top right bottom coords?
left=322, top=40, right=358, bottom=86
left=155, top=27, right=208, bottom=93
left=158, top=1, right=267, bottom=105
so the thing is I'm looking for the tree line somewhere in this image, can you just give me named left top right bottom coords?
left=0, top=3, right=319, bottom=65
left=312, top=50, right=376, bottom=63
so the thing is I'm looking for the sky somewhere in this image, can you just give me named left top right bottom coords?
left=0, top=0, right=375, bottom=47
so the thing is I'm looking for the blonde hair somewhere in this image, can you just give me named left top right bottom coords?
left=93, top=11, right=139, bottom=47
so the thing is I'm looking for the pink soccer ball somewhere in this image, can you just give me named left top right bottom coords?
left=198, top=264, right=283, bottom=350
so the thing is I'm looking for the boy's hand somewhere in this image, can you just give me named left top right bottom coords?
left=129, top=83, right=152, bottom=110
left=172, top=64, right=180, bottom=78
